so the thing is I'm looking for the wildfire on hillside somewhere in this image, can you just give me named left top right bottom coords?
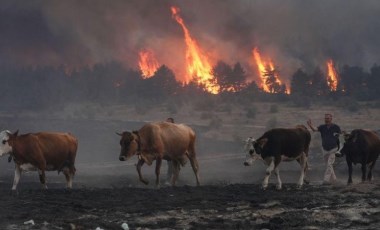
left=171, top=6, right=219, bottom=94
left=252, top=47, right=286, bottom=93
left=138, top=49, right=159, bottom=79
left=326, top=59, right=339, bottom=91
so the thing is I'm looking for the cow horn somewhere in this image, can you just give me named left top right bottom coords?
left=116, top=132, right=123, bottom=136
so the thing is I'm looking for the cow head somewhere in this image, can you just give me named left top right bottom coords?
left=0, top=130, right=17, bottom=157
left=335, top=131, right=351, bottom=157
left=243, top=137, right=266, bottom=166
left=117, top=131, right=140, bottom=161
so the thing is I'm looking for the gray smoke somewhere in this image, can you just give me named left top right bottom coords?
left=0, top=0, right=379, bottom=82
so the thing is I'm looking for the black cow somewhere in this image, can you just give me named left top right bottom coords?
left=244, top=125, right=311, bottom=190
left=335, top=129, right=380, bottom=184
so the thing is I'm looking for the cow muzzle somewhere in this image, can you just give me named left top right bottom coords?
left=119, top=156, right=127, bottom=161
left=244, top=156, right=254, bottom=166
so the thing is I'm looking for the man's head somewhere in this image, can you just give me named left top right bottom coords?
left=324, top=113, right=333, bottom=125
left=166, top=117, right=174, bottom=123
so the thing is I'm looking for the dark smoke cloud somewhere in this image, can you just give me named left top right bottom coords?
left=0, top=0, right=379, bottom=82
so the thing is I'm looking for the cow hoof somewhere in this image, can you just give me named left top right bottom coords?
left=296, top=185, right=303, bottom=190
left=10, top=190, right=19, bottom=196
left=303, top=179, right=310, bottom=185
left=276, top=185, right=282, bottom=190
left=260, top=186, right=267, bottom=190
left=141, top=179, right=149, bottom=185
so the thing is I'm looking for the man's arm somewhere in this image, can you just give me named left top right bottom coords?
left=307, top=119, right=317, bottom=132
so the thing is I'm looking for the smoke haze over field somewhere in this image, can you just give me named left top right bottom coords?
left=0, top=0, right=380, bottom=83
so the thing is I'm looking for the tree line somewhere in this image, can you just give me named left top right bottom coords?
left=0, top=61, right=379, bottom=111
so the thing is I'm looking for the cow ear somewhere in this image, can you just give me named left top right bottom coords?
left=13, top=130, right=19, bottom=137
left=350, top=132, right=358, bottom=143
left=258, top=138, right=268, bottom=148
left=132, top=131, right=139, bottom=140
left=344, top=132, right=351, bottom=141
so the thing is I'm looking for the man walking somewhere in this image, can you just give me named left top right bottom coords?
left=307, top=114, right=341, bottom=185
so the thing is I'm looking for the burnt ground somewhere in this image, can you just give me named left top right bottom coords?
left=0, top=118, right=379, bottom=229
left=0, top=163, right=379, bottom=230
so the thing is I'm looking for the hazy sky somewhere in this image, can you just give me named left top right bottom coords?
left=1, top=0, right=379, bottom=83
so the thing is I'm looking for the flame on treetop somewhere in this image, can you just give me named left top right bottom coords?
left=171, top=6, right=219, bottom=94
left=138, top=49, right=159, bottom=79
left=252, top=47, right=286, bottom=93
left=326, top=59, right=338, bottom=91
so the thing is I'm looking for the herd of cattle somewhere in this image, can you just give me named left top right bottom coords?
left=0, top=121, right=379, bottom=192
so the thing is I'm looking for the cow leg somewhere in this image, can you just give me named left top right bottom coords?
left=38, top=169, right=48, bottom=189
left=367, top=161, right=376, bottom=181
left=274, top=167, right=282, bottom=190
left=262, top=157, right=275, bottom=190
left=11, top=164, right=22, bottom=192
left=171, top=160, right=181, bottom=186
left=136, top=159, right=149, bottom=185
left=347, top=160, right=353, bottom=184
left=165, top=160, right=173, bottom=185
left=297, top=154, right=307, bottom=189
left=63, top=167, right=73, bottom=189
left=188, top=155, right=200, bottom=186
left=361, top=162, right=367, bottom=183
left=155, top=158, right=162, bottom=188
left=297, top=158, right=310, bottom=184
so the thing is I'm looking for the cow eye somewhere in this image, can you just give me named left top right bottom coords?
left=2, top=140, right=6, bottom=144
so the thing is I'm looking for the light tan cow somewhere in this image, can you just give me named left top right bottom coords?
left=117, top=122, right=200, bottom=187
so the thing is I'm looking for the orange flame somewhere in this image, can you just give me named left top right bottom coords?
left=326, top=59, right=338, bottom=91
left=252, top=47, right=284, bottom=93
left=171, top=6, right=219, bottom=94
left=138, top=49, right=159, bottom=78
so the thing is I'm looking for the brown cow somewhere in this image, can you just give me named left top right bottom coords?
left=335, top=129, right=380, bottom=184
left=0, top=130, right=78, bottom=192
left=117, top=122, right=200, bottom=187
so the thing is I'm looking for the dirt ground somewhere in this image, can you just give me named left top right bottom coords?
left=0, top=105, right=379, bottom=229
left=0, top=157, right=379, bottom=230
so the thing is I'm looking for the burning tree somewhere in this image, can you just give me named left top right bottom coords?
left=262, top=65, right=286, bottom=94
left=138, top=49, right=159, bottom=78
left=252, top=47, right=287, bottom=94
left=138, top=65, right=180, bottom=101
left=171, top=6, right=219, bottom=94
left=211, top=61, right=247, bottom=92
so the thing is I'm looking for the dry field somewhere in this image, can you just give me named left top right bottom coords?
left=0, top=102, right=379, bottom=229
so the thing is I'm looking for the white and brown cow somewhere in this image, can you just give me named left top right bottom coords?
left=335, top=129, right=380, bottom=184
left=244, top=125, right=311, bottom=190
left=117, top=122, right=200, bottom=188
left=0, top=130, right=78, bottom=192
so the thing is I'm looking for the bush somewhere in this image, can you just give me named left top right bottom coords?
left=134, top=103, right=150, bottom=115
left=266, top=117, right=277, bottom=129
left=245, top=106, right=257, bottom=119
left=166, top=103, right=178, bottom=114
left=269, top=104, right=279, bottom=113
left=208, top=116, right=223, bottom=130
left=337, top=97, right=360, bottom=112
left=291, top=93, right=311, bottom=108
left=193, top=97, right=216, bottom=111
